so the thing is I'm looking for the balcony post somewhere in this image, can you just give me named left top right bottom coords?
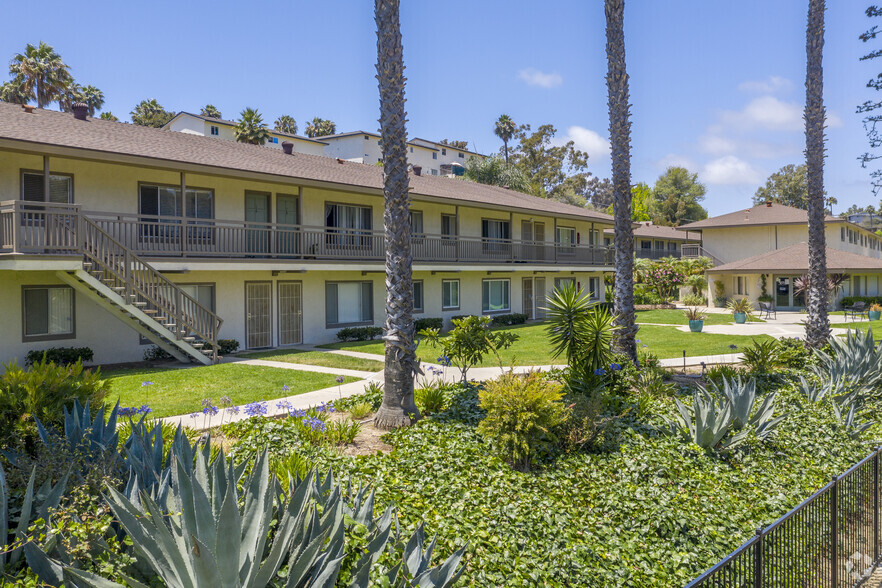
left=175, top=288, right=183, bottom=340
left=180, top=172, right=187, bottom=257
left=11, top=201, right=20, bottom=253
left=124, top=250, right=132, bottom=304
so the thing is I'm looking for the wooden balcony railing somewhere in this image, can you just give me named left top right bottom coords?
left=0, top=201, right=614, bottom=267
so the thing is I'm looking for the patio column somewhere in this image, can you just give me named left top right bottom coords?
left=180, top=172, right=186, bottom=256
left=43, top=155, right=50, bottom=203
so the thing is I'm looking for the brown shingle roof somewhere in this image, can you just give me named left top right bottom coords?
left=603, top=222, right=701, bottom=241
left=678, top=203, right=840, bottom=230
left=0, top=104, right=612, bottom=223
left=708, top=242, right=882, bottom=273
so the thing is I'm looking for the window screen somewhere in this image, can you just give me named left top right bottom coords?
left=22, top=172, right=72, bottom=204
left=23, top=286, right=73, bottom=338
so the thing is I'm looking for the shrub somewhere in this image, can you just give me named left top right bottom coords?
left=477, top=372, right=569, bottom=471
left=347, top=401, right=374, bottom=419
left=336, top=326, right=384, bottom=341
left=143, top=345, right=174, bottom=362
left=0, top=358, right=110, bottom=443
left=25, top=346, right=94, bottom=367
left=634, top=285, right=663, bottom=305
left=325, top=418, right=361, bottom=445
left=839, top=296, right=882, bottom=309
left=489, top=313, right=528, bottom=327
left=682, top=294, right=706, bottom=307
left=333, top=380, right=384, bottom=411
left=727, top=297, right=754, bottom=315
left=203, top=338, right=240, bottom=354
left=415, top=317, right=444, bottom=332
left=416, top=382, right=447, bottom=415
left=741, top=339, right=781, bottom=374
left=420, top=315, right=518, bottom=382
left=776, top=337, right=814, bottom=369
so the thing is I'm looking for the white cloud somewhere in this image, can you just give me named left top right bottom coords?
left=517, top=68, right=563, bottom=88
left=656, top=154, right=700, bottom=173
left=703, top=156, right=763, bottom=185
left=561, top=126, right=610, bottom=159
left=722, top=96, right=804, bottom=131
left=738, top=76, right=794, bottom=94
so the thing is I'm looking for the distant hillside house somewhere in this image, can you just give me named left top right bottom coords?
left=603, top=222, right=701, bottom=259
left=317, top=131, right=486, bottom=177
left=162, top=112, right=328, bottom=156
left=679, top=202, right=882, bottom=309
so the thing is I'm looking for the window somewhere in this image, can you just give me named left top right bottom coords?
left=554, top=277, right=576, bottom=291
left=21, top=171, right=73, bottom=204
left=22, top=286, right=74, bottom=341
left=458, top=152, right=464, bottom=159
left=482, top=219, right=510, bottom=240
left=432, top=152, right=437, bottom=160
left=668, top=242, right=678, bottom=251
left=588, top=277, right=601, bottom=300
left=139, top=184, right=213, bottom=219
left=210, top=125, right=219, bottom=136
left=604, top=237, right=612, bottom=247
left=482, top=279, right=510, bottom=313
left=269, top=137, right=278, bottom=144
left=441, top=148, right=447, bottom=156
left=364, top=135, right=370, bottom=140
left=841, top=227, right=846, bottom=242
left=409, top=146, right=413, bottom=153
left=736, top=276, right=748, bottom=296
left=409, top=210, right=424, bottom=238
left=441, top=214, right=457, bottom=241
left=430, top=169, right=438, bottom=175
left=325, top=203, right=372, bottom=247
left=326, top=282, right=373, bottom=326
left=413, top=280, right=424, bottom=312
left=556, top=227, right=576, bottom=246
left=442, top=279, right=460, bottom=310
left=640, top=240, right=652, bottom=250
left=655, top=240, right=665, bottom=250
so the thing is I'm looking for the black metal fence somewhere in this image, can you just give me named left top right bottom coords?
left=686, top=447, right=882, bottom=588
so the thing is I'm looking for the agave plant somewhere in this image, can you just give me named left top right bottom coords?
left=811, top=328, right=882, bottom=394
left=34, top=399, right=119, bottom=455
left=831, top=393, right=874, bottom=439
left=670, top=390, right=740, bottom=450
left=710, top=377, right=784, bottom=440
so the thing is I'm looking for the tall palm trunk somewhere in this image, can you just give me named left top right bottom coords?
left=805, top=0, right=830, bottom=347
left=605, top=0, right=638, bottom=363
left=374, top=0, right=421, bottom=429
left=503, top=139, right=509, bottom=164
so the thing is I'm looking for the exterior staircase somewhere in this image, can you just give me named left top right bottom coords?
left=681, top=244, right=723, bottom=266
left=55, top=214, right=222, bottom=365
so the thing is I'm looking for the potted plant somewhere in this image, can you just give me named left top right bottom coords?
left=727, top=297, right=753, bottom=324
left=684, top=307, right=706, bottom=332
left=870, top=303, right=882, bottom=321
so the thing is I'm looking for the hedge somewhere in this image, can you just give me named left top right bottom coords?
left=336, top=326, right=384, bottom=342
left=839, top=296, right=882, bottom=309
left=415, top=317, right=444, bottom=332
left=24, top=346, right=94, bottom=367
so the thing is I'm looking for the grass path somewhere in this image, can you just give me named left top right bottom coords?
left=102, top=364, right=357, bottom=419
left=320, top=321, right=773, bottom=365
left=636, top=309, right=764, bottom=326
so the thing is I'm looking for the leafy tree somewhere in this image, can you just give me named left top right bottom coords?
left=585, top=176, right=614, bottom=210
left=274, top=114, right=298, bottom=134
left=234, top=107, right=270, bottom=145
left=200, top=104, right=222, bottom=118
left=99, top=111, right=118, bottom=122
left=374, top=0, right=419, bottom=429
left=304, top=117, right=336, bottom=137
left=508, top=123, right=590, bottom=204
left=439, top=138, right=469, bottom=150
left=494, top=114, right=517, bottom=163
left=752, top=163, right=836, bottom=209
left=805, top=0, right=830, bottom=348
left=605, top=0, right=638, bottom=363
left=652, top=166, right=708, bottom=226
left=608, top=182, right=654, bottom=221
left=130, top=98, right=174, bottom=128
left=859, top=5, right=882, bottom=195
left=420, top=316, right=518, bottom=383
left=841, top=203, right=879, bottom=216
left=462, top=156, right=532, bottom=193
left=0, top=80, right=29, bottom=104
left=8, top=42, right=71, bottom=108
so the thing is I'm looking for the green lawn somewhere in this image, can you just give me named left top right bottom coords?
left=101, top=364, right=358, bottom=419
left=636, top=309, right=764, bottom=326
left=238, top=349, right=383, bottom=371
left=836, top=321, right=882, bottom=340
left=320, top=322, right=773, bottom=365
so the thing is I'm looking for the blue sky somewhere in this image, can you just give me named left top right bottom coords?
left=1, top=0, right=878, bottom=216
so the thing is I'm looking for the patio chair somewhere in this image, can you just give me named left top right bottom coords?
left=758, top=301, right=776, bottom=320
left=844, top=301, right=868, bottom=321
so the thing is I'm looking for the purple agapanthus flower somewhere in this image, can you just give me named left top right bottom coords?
left=118, top=407, right=139, bottom=417
left=138, top=405, right=152, bottom=415
left=141, top=381, right=153, bottom=387
left=244, top=401, right=267, bottom=417
left=282, top=384, right=289, bottom=392
left=189, top=412, right=200, bottom=419
left=335, top=375, right=345, bottom=384
left=227, top=405, right=240, bottom=415
left=594, top=368, right=605, bottom=376
left=202, top=405, right=219, bottom=416
left=304, top=417, right=326, bottom=432
left=290, top=408, right=307, bottom=418
left=277, top=400, right=293, bottom=411
left=609, top=363, right=621, bottom=371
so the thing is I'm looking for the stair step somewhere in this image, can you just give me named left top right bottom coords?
left=183, top=336, right=196, bottom=342
left=132, top=301, right=147, bottom=307
left=191, top=343, right=205, bottom=348
left=143, top=309, right=158, bottom=314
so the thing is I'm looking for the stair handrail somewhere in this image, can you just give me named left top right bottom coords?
left=77, top=214, right=223, bottom=362
left=681, top=244, right=723, bottom=266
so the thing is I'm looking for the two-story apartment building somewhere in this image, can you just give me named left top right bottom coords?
left=163, top=112, right=328, bottom=156
left=0, top=103, right=613, bottom=366
left=318, top=131, right=484, bottom=177
left=679, top=202, right=882, bottom=309
left=602, top=222, right=701, bottom=259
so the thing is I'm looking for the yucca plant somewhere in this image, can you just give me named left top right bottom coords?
left=740, top=339, right=781, bottom=373
left=726, top=297, right=754, bottom=315
left=683, top=307, right=706, bottom=321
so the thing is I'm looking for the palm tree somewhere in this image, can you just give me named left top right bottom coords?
left=605, top=0, right=638, bottom=363
left=373, top=0, right=420, bottom=430
left=99, top=112, right=119, bottom=122
left=304, top=117, right=336, bottom=137
left=130, top=99, right=174, bottom=128
left=0, top=80, right=29, bottom=105
left=58, top=80, right=83, bottom=112
left=79, top=85, right=104, bottom=117
left=8, top=42, right=71, bottom=108
left=494, top=114, right=516, bottom=163
left=201, top=104, right=222, bottom=119
left=805, top=0, right=830, bottom=347
left=274, top=114, right=298, bottom=134
left=234, top=108, right=270, bottom=145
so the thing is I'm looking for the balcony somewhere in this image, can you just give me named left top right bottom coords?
left=635, top=248, right=681, bottom=260
left=0, top=201, right=614, bottom=267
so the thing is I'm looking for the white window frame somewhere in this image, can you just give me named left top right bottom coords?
left=442, top=279, right=460, bottom=310
left=482, top=278, right=510, bottom=314
left=325, top=281, right=374, bottom=327
left=413, top=280, right=424, bottom=313
left=22, top=285, right=75, bottom=342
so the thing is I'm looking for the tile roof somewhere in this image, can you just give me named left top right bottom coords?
left=678, top=202, right=840, bottom=230
left=603, top=222, right=701, bottom=241
left=0, top=104, right=613, bottom=223
left=708, top=242, right=882, bottom=273
left=165, top=112, right=328, bottom=144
